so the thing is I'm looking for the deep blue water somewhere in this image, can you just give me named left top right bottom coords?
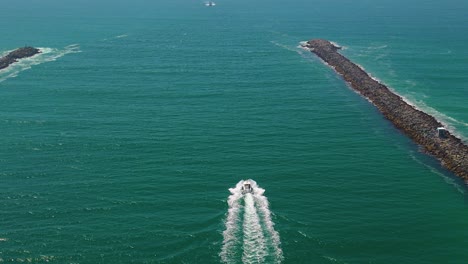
left=1, top=0, right=468, bottom=263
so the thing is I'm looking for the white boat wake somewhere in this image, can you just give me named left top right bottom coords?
left=204, top=1, right=216, bottom=6
left=221, top=180, right=283, bottom=264
left=0, top=44, right=81, bottom=84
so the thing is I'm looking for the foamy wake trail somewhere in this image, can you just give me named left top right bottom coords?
left=221, top=181, right=244, bottom=263
left=0, top=44, right=81, bottom=83
left=253, top=184, right=283, bottom=263
left=243, top=193, right=267, bottom=264
left=221, top=180, right=283, bottom=264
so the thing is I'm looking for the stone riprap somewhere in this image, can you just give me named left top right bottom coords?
left=306, top=39, right=468, bottom=180
left=0, top=47, right=41, bottom=70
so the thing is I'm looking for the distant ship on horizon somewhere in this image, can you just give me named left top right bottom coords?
left=205, top=1, right=216, bottom=6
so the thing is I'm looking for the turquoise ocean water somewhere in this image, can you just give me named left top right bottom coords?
left=1, top=0, right=468, bottom=263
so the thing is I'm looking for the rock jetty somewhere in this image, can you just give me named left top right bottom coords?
left=0, top=46, right=41, bottom=70
left=305, top=39, right=468, bottom=180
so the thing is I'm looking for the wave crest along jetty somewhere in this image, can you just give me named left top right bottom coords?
left=305, top=39, right=468, bottom=180
left=0, top=47, right=41, bottom=70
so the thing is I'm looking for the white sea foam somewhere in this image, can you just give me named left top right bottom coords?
left=329, top=41, right=341, bottom=48
left=101, top=34, right=129, bottom=41
left=368, top=44, right=388, bottom=50
left=330, top=41, right=347, bottom=50
left=271, top=40, right=318, bottom=63
left=242, top=193, right=267, bottom=264
left=0, top=44, right=81, bottom=84
left=359, top=67, right=468, bottom=140
left=298, top=41, right=311, bottom=50
left=298, top=44, right=312, bottom=53
left=343, top=44, right=465, bottom=135
left=395, top=92, right=468, bottom=141
left=355, top=63, right=384, bottom=84
left=221, top=180, right=283, bottom=264
left=220, top=181, right=244, bottom=264
left=304, top=46, right=468, bottom=141
left=0, top=49, right=15, bottom=57
left=270, top=40, right=301, bottom=53
left=323, top=255, right=349, bottom=263
left=252, top=180, right=283, bottom=263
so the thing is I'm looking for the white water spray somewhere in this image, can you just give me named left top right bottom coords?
left=254, top=189, right=283, bottom=263
left=221, top=180, right=283, bottom=264
left=0, top=44, right=81, bottom=84
left=242, top=193, right=267, bottom=264
left=220, top=181, right=244, bottom=263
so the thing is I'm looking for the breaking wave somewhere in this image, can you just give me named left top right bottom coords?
left=396, top=92, right=468, bottom=141
left=300, top=41, right=468, bottom=141
left=102, top=34, right=129, bottom=41
left=220, top=180, right=283, bottom=264
left=0, top=44, right=81, bottom=84
left=329, top=41, right=348, bottom=50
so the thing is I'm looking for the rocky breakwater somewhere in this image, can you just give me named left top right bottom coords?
left=305, top=39, right=468, bottom=180
left=0, top=46, right=41, bottom=70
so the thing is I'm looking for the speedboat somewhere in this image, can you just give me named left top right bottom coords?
left=241, top=180, right=253, bottom=194
left=205, top=1, right=216, bottom=6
